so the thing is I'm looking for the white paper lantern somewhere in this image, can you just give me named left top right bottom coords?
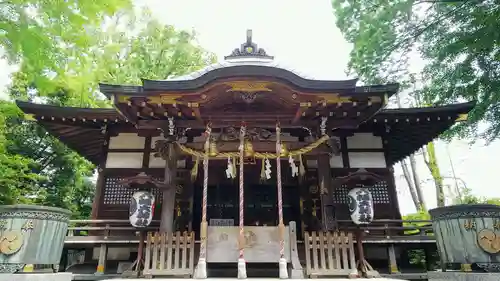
left=348, top=187, right=374, bottom=225
left=129, top=191, right=155, bottom=227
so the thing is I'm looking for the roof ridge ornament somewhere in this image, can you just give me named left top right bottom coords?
left=224, top=29, right=274, bottom=60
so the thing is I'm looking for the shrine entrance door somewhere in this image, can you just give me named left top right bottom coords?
left=192, top=179, right=301, bottom=239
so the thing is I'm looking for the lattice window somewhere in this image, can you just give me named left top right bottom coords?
left=369, top=181, right=390, bottom=204
left=103, top=176, right=164, bottom=205
left=332, top=185, right=349, bottom=204
left=331, top=181, right=390, bottom=204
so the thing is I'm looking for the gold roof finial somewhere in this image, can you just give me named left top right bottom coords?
left=224, top=29, right=274, bottom=60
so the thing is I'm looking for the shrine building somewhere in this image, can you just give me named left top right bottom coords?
left=16, top=30, right=474, bottom=278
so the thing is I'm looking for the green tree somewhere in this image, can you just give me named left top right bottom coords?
left=331, top=0, right=499, bottom=141
left=99, top=12, right=216, bottom=84
left=0, top=101, right=43, bottom=205
left=331, top=0, right=480, bottom=208
left=19, top=8, right=216, bottom=108
left=0, top=0, right=132, bottom=96
left=7, top=10, right=215, bottom=219
left=455, top=188, right=500, bottom=205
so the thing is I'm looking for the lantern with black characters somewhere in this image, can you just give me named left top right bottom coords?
left=129, top=191, right=155, bottom=227
left=348, top=187, right=374, bottom=225
left=120, top=172, right=166, bottom=228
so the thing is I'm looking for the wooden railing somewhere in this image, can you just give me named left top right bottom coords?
left=65, top=219, right=434, bottom=244
left=304, top=231, right=358, bottom=278
left=143, top=231, right=195, bottom=278
left=62, top=219, right=435, bottom=278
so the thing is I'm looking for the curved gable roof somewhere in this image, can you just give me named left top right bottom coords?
left=101, top=30, right=361, bottom=95
left=141, top=58, right=359, bottom=92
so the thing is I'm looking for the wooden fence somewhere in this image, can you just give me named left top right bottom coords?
left=143, top=231, right=195, bottom=278
left=304, top=231, right=358, bottom=278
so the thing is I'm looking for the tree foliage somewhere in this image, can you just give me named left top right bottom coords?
left=0, top=102, right=43, bottom=205
left=331, top=0, right=500, bottom=141
left=95, top=11, right=216, bottom=85
left=0, top=0, right=132, bottom=95
left=2, top=7, right=215, bottom=218
left=454, top=187, right=500, bottom=205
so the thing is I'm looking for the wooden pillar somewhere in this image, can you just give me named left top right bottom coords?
left=91, top=134, right=109, bottom=220
left=317, top=154, right=336, bottom=231
left=91, top=168, right=105, bottom=219
left=299, top=167, right=315, bottom=237
left=388, top=244, right=400, bottom=274
left=157, top=139, right=178, bottom=233
left=95, top=225, right=110, bottom=275
left=387, top=167, right=402, bottom=220
left=186, top=172, right=194, bottom=232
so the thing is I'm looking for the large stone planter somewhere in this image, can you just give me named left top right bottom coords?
left=429, top=204, right=500, bottom=272
left=0, top=205, right=71, bottom=273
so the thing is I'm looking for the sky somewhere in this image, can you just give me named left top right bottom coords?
left=0, top=0, right=498, bottom=214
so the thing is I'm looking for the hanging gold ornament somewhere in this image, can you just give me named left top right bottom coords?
left=209, top=140, right=219, bottom=157
left=280, top=143, right=288, bottom=157
left=298, top=155, right=306, bottom=180
left=176, top=200, right=182, bottom=216
left=312, top=199, right=318, bottom=217
left=232, top=156, right=237, bottom=176
left=191, top=157, right=199, bottom=181
left=244, top=140, right=254, bottom=157
left=260, top=159, right=266, bottom=182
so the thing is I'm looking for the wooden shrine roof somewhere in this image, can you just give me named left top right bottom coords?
left=364, top=102, right=475, bottom=164
left=15, top=31, right=475, bottom=165
left=97, top=31, right=399, bottom=126
left=16, top=100, right=475, bottom=166
left=16, top=101, right=125, bottom=164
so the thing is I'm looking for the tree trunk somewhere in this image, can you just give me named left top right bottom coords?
left=400, top=160, right=421, bottom=210
left=408, top=82, right=446, bottom=208
left=409, top=154, right=427, bottom=211
left=395, top=91, right=426, bottom=211
left=159, top=143, right=177, bottom=233
left=423, top=142, right=445, bottom=207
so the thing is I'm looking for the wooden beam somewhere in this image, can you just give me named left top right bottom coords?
left=137, top=119, right=317, bottom=130
left=183, top=141, right=327, bottom=151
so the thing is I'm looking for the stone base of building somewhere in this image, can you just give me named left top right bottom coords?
left=0, top=273, right=413, bottom=281
left=428, top=271, right=500, bottom=281
left=0, top=273, right=72, bottom=281
left=101, top=279, right=407, bottom=281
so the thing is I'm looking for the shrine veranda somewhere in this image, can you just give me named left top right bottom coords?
left=16, top=30, right=474, bottom=279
